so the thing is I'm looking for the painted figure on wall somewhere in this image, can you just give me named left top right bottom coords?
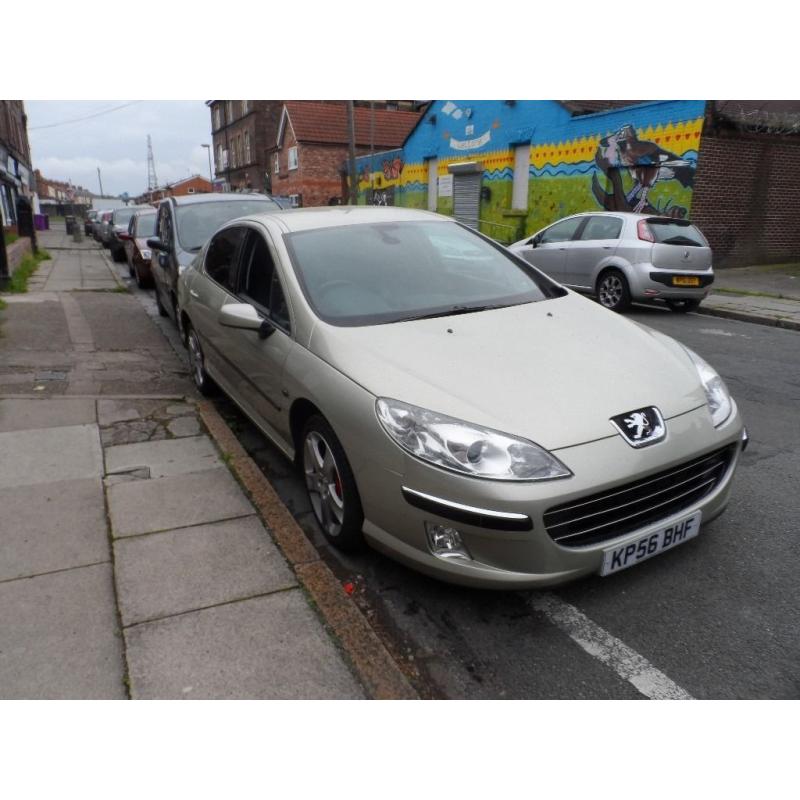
left=592, top=124, right=694, bottom=218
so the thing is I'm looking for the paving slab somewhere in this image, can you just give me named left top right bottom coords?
left=0, top=397, right=96, bottom=432
left=0, top=478, right=109, bottom=581
left=0, top=564, right=126, bottom=699
left=124, top=590, right=364, bottom=699
left=107, top=466, right=254, bottom=537
left=104, top=434, right=220, bottom=478
left=97, top=398, right=141, bottom=425
left=113, top=516, right=297, bottom=626
left=0, top=423, right=103, bottom=489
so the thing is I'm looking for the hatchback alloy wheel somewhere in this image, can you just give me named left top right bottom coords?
left=597, top=270, right=631, bottom=312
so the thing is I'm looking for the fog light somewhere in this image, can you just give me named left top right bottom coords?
left=425, top=522, right=471, bottom=560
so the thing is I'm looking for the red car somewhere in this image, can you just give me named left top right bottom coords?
left=122, top=209, right=157, bottom=288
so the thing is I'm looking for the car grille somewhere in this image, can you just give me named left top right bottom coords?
left=544, top=445, right=736, bottom=548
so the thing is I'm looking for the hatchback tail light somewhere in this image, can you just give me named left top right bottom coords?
left=637, top=219, right=655, bottom=242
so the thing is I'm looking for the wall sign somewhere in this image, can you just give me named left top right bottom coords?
left=438, top=174, right=453, bottom=197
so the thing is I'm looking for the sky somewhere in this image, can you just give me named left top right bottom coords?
left=25, top=101, right=213, bottom=197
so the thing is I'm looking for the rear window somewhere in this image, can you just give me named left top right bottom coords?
left=647, top=219, right=707, bottom=247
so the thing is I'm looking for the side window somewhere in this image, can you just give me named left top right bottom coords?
left=204, top=227, right=245, bottom=291
left=239, top=232, right=290, bottom=332
left=580, top=216, right=623, bottom=241
left=158, top=205, right=172, bottom=247
left=540, top=217, right=584, bottom=244
left=128, top=216, right=135, bottom=236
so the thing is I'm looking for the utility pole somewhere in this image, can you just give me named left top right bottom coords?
left=97, top=166, right=104, bottom=197
left=346, top=101, right=358, bottom=205
left=201, top=143, right=213, bottom=189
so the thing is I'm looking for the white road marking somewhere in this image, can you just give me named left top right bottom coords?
left=531, top=593, right=693, bottom=700
left=698, top=327, right=735, bottom=337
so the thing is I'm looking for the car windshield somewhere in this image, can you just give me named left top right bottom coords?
left=285, top=220, right=566, bottom=327
left=647, top=219, right=708, bottom=247
left=135, top=213, right=157, bottom=237
left=175, top=198, right=279, bottom=251
left=114, top=208, right=137, bottom=226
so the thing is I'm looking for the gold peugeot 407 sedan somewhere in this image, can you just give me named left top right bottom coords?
left=177, top=207, right=746, bottom=590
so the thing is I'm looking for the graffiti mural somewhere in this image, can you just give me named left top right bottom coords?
left=592, top=125, right=695, bottom=218
left=367, top=186, right=395, bottom=206
left=352, top=101, right=707, bottom=242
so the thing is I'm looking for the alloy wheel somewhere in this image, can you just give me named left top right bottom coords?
left=599, top=274, right=624, bottom=308
left=187, top=329, right=205, bottom=390
left=303, top=431, right=345, bottom=538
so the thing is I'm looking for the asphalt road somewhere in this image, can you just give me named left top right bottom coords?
left=128, top=263, right=799, bottom=699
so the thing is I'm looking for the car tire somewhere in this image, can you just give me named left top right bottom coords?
left=301, top=414, right=364, bottom=551
left=186, top=324, right=216, bottom=397
left=155, top=285, right=169, bottom=317
left=666, top=299, right=701, bottom=313
left=596, top=269, right=632, bottom=312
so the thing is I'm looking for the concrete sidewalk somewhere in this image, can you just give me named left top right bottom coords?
left=701, top=263, right=800, bottom=331
left=0, top=236, right=364, bottom=699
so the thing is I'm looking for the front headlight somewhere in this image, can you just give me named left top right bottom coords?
left=684, top=347, right=732, bottom=427
left=376, top=398, right=571, bottom=481
left=140, top=249, right=152, bottom=260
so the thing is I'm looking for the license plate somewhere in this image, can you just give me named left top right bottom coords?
left=672, top=276, right=700, bottom=286
left=600, top=511, right=702, bottom=576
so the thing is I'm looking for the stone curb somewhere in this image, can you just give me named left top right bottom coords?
left=696, top=304, right=800, bottom=332
left=197, top=399, right=419, bottom=700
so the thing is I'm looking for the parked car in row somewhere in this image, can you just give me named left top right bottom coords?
left=93, top=210, right=113, bottom=243
left=509, top=211, right=714, bottom=313
left=121, top=209, right=158, bottom=288
left=176, top=206, right=745, bottom=589
left=146, top=192, right=281, bottom=324
left=84, top=210, right=98, bottom=236
left=108, top=205, right=152, bottom=262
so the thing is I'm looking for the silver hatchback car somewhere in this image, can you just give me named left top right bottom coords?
left=509, top=212, right=714, bottom=313
left=178, top=207, right=744, bottom=590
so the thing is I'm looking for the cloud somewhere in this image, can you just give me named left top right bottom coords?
left=26, top=100, right=212, bottom=196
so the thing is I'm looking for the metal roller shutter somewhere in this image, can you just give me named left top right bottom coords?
left=453, top=172, right=481, bottom=229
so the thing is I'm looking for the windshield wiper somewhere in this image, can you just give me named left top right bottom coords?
left=393, top=304, right=507, bottom=323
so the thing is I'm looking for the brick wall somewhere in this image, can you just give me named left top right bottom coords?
left=692, top=132, right=800, bottom=267
left=6, top=235, right=32, bottom=274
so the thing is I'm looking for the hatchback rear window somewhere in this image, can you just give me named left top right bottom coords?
left=646, top=219, right=707, bottom=247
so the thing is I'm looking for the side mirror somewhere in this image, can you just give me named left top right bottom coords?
left=147, top=237, right=167, bottom=252
left=530, top=234, right=542, bottom=248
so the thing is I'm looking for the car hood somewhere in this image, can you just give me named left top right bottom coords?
left=308, top=292, right=708, bottom=451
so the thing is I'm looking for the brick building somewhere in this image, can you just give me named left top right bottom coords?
left=34, top=170, right=92, bottom=205
left=690, top=101, right=800, bottom=267
left=136, top=174, right=213, bottom=204
left=0, top=100, right=33, bottom=228
left=207, top=100, right=283, bottom=194
left=273, top=102, right=420, bottom=207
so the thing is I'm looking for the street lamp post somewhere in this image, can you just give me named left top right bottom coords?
left=201, top=144, right=213, bottom=191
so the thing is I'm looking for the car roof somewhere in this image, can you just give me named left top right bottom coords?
left=242, top=205, right=447, bottom=234
left=163, top=192, right=276, bottom=207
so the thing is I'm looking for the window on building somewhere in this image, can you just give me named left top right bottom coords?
left=227, top=101, right=234, bottom=123
left=274, top=153, right=280, bottom=175
left=187, top=187, right=195, bottom=194
left=512, top=144, right=530, bottom=211
left=214, top=107, right=221, bottom=131
left=289, top=194, right=302, bottom=208
left=288, top=146, right=298, bottom=171
left=244, top=131, right=251, bottom=164
left=216, top=144, right=223, bottom=173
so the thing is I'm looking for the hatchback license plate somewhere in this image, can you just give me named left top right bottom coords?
left=600, top=511, right=701, bottom=576
left=673, top=276, right=700, bottom=286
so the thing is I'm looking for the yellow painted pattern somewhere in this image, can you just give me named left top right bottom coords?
left=530, top=118, right=704, bottom=168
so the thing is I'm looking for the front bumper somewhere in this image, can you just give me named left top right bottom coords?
left=357, top=403, right=744, bottom=589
